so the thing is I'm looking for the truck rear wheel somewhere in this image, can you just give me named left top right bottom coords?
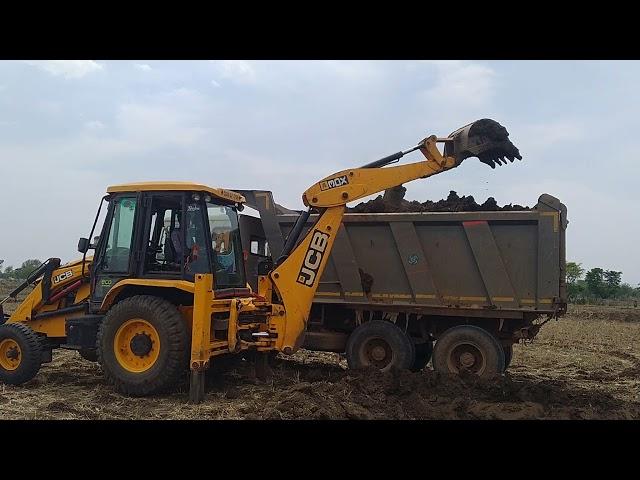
left=346, top=320, right=415, bottom=372
left=432, top=325, right=504, bottom=378
left=97, top=295, right=189, bottom=396
left=410, top=340, right=433, bottom=372
left=0, top=323, right=43, bottom=385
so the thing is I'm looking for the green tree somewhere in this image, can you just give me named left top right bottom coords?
left=617, top=283, right=637, bottom=299
left=11, top=259, right=43, bottom=279
left=566, top=262, right=585, bottom=284
left=567, top=280, right=587, bottom=302
left=604, top=270, right=622, bottom=297
left=585, top=267, right=606, bottom=298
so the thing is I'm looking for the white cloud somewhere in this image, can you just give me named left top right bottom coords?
left=134, top=63, right=152, bottom=71
left=84, top=120, right=105, bottom=130
left=211, top=79, right=221, bottom=88
left=23, top=60, right=104, bottom=79
left=213, top=60, right=257, bottom=85
left=515, top=119, right=585, bottom=157
left=321, top=60, right=382, bottom=81
left=421, top=60, right=496, bottom=109
left=115, top=102, right=207, bottom=147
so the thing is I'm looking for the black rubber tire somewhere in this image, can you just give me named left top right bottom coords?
left=503, top=344, right=513, bottom=371
left=97, top=295, right=189, bottom=396
left=0, top=323, right=43, bottom=385
left=432, top=325, right=504, bottom=378
left=346, top=320, right=415, bottom=372
left=78, top=348, right=99, bottom=362
left=410, top=340, right=433, bottom=372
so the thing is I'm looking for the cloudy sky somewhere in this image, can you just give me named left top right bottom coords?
left=0, top=60, right=637, bottom=284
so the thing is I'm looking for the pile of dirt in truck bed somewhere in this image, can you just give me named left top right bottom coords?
left=348, top=187, right=530, bottom=214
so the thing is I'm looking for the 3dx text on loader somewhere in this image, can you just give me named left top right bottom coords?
left=0, top=119, right=522, bottom=403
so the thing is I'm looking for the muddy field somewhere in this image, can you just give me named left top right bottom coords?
left=1, top=281, right=639, bottom=419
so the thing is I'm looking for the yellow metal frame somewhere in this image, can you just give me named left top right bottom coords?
left=107, top=181, right=245, bottom=204
left=99, top=279, right=195, bottom=311
left=8, top=259, right=93, bottom=336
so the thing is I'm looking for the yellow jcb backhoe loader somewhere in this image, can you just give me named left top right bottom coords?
left=0, top=119, right=522, bottom=403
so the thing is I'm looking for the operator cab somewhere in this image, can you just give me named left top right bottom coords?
left=78, top=182, right=247, bottom=309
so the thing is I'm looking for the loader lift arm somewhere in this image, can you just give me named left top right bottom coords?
left=265, top=119, right=522, bottom=355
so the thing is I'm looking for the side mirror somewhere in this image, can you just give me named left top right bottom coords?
left=77, top=237, right=90, bottom=254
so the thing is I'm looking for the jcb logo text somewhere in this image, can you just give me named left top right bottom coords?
left=53, top=270, right=73, bottom=284
left=297, top=230, right=330, bottom=287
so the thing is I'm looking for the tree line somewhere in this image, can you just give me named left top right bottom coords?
left=0, top=259, right=43, bottom=280
left=566, top=262, right=640, bottom=303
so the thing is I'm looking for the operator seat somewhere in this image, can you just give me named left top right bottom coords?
left=164, top=226, right=184, bottom=265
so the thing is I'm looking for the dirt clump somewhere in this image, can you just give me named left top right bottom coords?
left=349, top=187, right=530, bottom=214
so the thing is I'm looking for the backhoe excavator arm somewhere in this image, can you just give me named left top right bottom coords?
left=266, top=119, right=522, bottom=354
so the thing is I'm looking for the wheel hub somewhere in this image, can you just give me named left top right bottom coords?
left=130, top=333, right=153, bottom=357
left=363, top=338, right=392, bottom=369
left=0, top=338, right=22, bottom=371
left=449, top=343, right=485, bottom=374
left=114, top=318, right=160, bottom=373
left=370, top=345, right=387, bottom=362
left=6, top=346, right=19, bottom=361
left=459, top=351, right=475, bottom=368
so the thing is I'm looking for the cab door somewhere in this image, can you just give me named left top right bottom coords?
left=90, top=194, right=140, bottom=309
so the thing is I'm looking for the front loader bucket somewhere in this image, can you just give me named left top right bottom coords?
left=445, top=119, right=522, bottom=169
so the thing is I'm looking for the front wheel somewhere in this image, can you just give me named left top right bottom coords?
left=432, top=325, right=504, bottom=378
left=0, top=323, right=43, bottom=385
left=97, top=295, right=189, bottom=396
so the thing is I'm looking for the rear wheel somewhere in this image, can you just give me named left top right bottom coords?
left=432, top=325, right=504, bottom=378
left=0, top=323, right=43, bottom=385
left=346, top=320, right=415, bottom=372
left=97, top=295, right=189, bottom=396
left=410, top=340, right=433, bottom=372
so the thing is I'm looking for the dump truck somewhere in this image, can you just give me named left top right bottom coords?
left=0, top=119, right=526, bottom=402
left=237, top=190, right=567, bottom=373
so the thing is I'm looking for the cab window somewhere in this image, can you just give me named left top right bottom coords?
left=207, top=201, right=245, bottom=288
left=102, top=196, right=137, bottom=272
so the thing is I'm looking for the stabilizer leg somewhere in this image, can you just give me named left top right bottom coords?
left=189, top=369, right=205, bottom=404
left=255, top=351, right=273, bottom=382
